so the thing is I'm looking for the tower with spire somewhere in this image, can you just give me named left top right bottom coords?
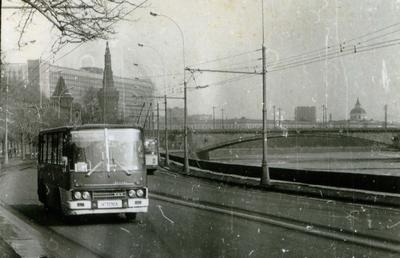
left=51, top=75, right=73, bottom=122
left=97, top=42, right=119, bottom=123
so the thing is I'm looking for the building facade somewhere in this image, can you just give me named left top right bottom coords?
left=294, top=106, right=317, bottom=123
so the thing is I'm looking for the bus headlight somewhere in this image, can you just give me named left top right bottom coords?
left=128, top=189, right=136, bottom=197
left=82, top=191, right=91, bottom=200
left=136, top=189, right=144, bottom=197
left=73, top=191, right=82, bottom=200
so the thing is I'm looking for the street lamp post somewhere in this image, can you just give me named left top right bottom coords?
left=137, top=42, right=170, bottom=165
left=212, top=106, right=216, bottom=130
left=260, top=0, right=270, bottom=186
left=150, top=11, right=189, bottom=173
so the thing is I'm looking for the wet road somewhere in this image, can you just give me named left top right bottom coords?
left=0, top=161, right=399, bottom=257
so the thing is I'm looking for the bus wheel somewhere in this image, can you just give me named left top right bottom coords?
left=38, top=181, right=46, bottom=204
left=125, top=213, right=137, bottom=221
left=147, top=169, right=156, bottom=175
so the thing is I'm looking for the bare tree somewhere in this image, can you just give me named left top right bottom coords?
left=15, top=0, right=149, bottom=51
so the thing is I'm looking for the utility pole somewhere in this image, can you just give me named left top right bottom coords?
left=4, top=71, right=8, bottom=165
left=384, top=104, right=388, bottom=129
left=0, top=0, right=8, bottom=165
left=164, top=95, right=169, bottom=165
left=260, top=0, right=270, bottom=186
left=273, top=105, right=276, bottom=128
left=157, top=102, right=160, bottom=162
left=221, top=108, right=224, bottom=129
left=278, top=107, right=281, bottom=127
left=212, top=106, right=216, bottom=129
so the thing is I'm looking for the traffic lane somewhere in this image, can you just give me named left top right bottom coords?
left=127, top=197, right=397, bottom=258
left=149, top=168, right=400, bottom=242
left=12, top=204, right=176, bottom=258
left=0, top=165, right=175, bottom=257
left=1, top=165, right=398, bottom=257
left=12, top=196, right=396, bottom=258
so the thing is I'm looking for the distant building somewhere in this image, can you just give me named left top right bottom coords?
left=8, top=50, right=154, bottom=124
left=294, top=106, right=316, bottom=123
left=50, top=76, right=73, bottom=121
left=350, top=98, right=367, bottom=121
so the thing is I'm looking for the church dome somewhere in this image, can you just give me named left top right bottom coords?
left=350, top=98, right=366, bottom=120
left=350, top=106, right=366, bottom=115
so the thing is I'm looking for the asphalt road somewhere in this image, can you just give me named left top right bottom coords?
left=0, top=161, right=399, bottom=257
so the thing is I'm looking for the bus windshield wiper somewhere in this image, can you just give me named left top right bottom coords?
left=112, top=159, right=132, bottom=176
left=86, top=161, right=103, bottom=177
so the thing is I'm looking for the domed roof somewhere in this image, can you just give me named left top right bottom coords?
left=350, top=106, right=366, bottom=114
left=350, top=98, right=366, bottom=114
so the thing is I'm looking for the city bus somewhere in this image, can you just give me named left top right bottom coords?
left=37, top=124, right=148, bottom=220
left=144, top=137, right=158, bottom=174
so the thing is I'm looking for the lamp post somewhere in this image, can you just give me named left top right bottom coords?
left=212, top=106, right=216, bottom=130
left=137, top=42, right=169, bottom=165
left=260, top=0, right=270, bottom=186
left=150, top=11, right=189, bottom=173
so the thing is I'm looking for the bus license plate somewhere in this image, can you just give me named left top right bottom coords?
left=98, top=200, right=122, bottom=208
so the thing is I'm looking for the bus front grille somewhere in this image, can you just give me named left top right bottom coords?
left=92, top=191, right=127, bottom=200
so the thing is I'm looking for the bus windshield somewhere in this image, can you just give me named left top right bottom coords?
left=144, top=139, right=157, bottom=154
left=70, top=128, right=143, bottom=175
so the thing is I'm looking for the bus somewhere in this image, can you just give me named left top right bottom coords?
left=144, top=138, right=158, bottom=174
left=37, top=124, right=148, bottom=220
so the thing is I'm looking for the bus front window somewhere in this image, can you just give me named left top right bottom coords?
left=71, top=129, right=143, bottom=174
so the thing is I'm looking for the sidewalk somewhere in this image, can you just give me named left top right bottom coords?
left=0, top=158, right=42, bottom=258
left=0, top=158, right=35, bottom=173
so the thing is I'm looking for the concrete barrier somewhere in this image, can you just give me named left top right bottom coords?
left=163, top=153, right=400, bottom=195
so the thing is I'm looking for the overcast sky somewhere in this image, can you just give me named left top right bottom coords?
left=4, top=0, right=400, bottom=122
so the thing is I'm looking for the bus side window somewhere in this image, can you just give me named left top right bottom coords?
left=43, top=135, right=48, bottom=164
left=52, top=134, right=57, bottom=164
left=47, top=136, right=52, bottom=164
left=58, top=133, right=64, bottom=165
left=38, top=135, right=43, bottom=163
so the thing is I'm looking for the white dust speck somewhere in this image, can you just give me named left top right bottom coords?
left=367, top=219, right=373, bottom=229
left=386, top=221, right=400, bottom=229
left=157, top=205, right=175, bottom=224
left=281, top=248, right=289, bottom=253
left=249, top=250, right=254, bottom=256
left=381, top=59, right=390, bottom=93
left=120, top=227, right=131, bottom=234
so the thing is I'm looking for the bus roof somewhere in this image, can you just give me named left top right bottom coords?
left=39, top=124, right=143, bottom=134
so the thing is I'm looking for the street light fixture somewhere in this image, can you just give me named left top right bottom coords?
left=150, top=11, right=189, bottom=173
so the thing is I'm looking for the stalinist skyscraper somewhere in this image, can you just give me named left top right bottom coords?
left=98, top=42, right=119, bottom=123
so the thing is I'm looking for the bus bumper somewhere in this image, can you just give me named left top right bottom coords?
left=63, top=199, right=149, bottom=215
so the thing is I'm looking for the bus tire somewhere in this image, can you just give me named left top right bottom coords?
left=147, top=169, right=156, bottom=175
left=125, top=213, right=137, bottom=221
left=38, top=181, right=48, bottom=207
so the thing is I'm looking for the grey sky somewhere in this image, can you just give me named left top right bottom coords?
left=4, top=0, right=400, bottom=121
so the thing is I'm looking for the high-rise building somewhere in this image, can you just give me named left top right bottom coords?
left=294, top=106, right=316, bottom=123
